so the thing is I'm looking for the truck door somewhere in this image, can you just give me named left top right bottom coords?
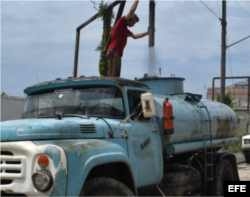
left=125, top=89, right=163, bottom=188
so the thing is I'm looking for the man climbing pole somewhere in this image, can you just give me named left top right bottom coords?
left=107, top=0, right=149, bottom=77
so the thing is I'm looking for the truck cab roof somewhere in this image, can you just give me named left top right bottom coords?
left=24, top=76, right=150, bottom=95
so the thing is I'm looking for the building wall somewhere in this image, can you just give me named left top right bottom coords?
left=1, top=96, right=26, bottom=122
left=207, top=86, right=249, bottom=110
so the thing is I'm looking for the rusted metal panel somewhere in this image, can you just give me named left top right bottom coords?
left=216, top=117, right=231, bottom=137
left=34, top=139, right=132, bottom=196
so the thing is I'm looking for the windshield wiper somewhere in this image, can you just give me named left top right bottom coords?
left=63, top=114, right=89, bottom=119
left=37, top=113, right=89, bottom=119
left=54, top=111, right=89, bottom=120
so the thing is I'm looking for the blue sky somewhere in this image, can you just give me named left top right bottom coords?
left=1, top=0, right=250, bottom=98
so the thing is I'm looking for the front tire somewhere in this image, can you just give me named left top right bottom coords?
left=213, top=159, right=236, bottom=196
left=80, top=177, right=134, bottom=196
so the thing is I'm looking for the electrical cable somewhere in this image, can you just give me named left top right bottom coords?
left=217, top=0, right=221, bottom=17
left=199, top=0, right=221, bottom=20
left=244, top=0, right=250, bottom=8
left=246, top=0, right=250, bottom=6
left=234, top=0, right=250, bottom=17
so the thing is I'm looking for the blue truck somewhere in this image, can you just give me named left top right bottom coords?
left=1, top=76, right=239, bottom=196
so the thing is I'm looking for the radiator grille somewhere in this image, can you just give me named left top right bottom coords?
left=79, top=124, right=96, bottom=133
left=0, top=151, right=26, bottom=183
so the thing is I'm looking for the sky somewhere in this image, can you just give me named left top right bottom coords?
left=1, top=0, right=250, bottom=98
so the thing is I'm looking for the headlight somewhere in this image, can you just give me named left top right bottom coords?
left=32, top=170, right=53, bottom=192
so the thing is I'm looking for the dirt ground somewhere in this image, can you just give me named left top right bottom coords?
left=238, top=163, right=250, bottom=181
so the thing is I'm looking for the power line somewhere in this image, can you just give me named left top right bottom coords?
left=217, top=0, right=221, bottom=17
left=199, top=0, right=221, bottom=20
left=234, top=0, right=250, bottom=17
left=244, top=1, right=250, bottom=8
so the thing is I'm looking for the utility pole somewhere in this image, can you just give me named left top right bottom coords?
left=220, top=0, right=227, bottom=103
left=149, top=0, right=155, bottom=46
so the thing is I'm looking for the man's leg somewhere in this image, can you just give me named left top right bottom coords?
left=107, top=49, right=121, bottom=77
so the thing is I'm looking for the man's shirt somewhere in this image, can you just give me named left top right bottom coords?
left=108, top=16, right=133, bottom=57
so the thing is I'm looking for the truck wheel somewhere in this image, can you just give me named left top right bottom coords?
left=244, top=151, right=250, bottom=164
left=80, top=177, right=134, bottom=196
left=213, top=159, right=235, bottom=196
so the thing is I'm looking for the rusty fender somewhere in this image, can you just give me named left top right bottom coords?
left=36, top=139, right=134, bottom=196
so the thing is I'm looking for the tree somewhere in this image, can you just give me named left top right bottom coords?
left=215, top=92, right=234, bottom=108
left=1, top=92, right=8, bottom=96
left=92, top=0, right=114, bottom=76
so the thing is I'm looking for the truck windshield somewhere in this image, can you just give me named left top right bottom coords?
left=22, top=86, right=125, bottom=119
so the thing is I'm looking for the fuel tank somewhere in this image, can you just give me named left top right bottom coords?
left=139, top=77, right=238, bottom=154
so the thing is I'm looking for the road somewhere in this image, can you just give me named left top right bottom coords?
left=236, top=153, right=250, bottom=181
left=238, top=162, right=250, bottom=181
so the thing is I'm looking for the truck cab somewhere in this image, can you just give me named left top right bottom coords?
left=1, top=77, right=163, bottom=196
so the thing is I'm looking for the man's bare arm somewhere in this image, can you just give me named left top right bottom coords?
left=125, top=0, right=139, bottom=19
left=130, top=31, right=149, bottom=39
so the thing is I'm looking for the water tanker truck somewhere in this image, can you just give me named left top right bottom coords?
left=0, top=76, right=239, bottom=196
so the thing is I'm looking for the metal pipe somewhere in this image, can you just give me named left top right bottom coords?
left=73, top=0, right=123, bottom=78
left=227, top=35, right=250, bottom=48
left=248, top=77, right=250, bottom=112
left=149, top=0, right=155, bottom=47
left=247, top=77, right=250, bottom=133
left=212, top=78, right=215, bottom=100
left=73, top=13, right=100, bottom=78
left=212, top=76, right=250, bottom=103
left=166, top=137, right=239, bottom=155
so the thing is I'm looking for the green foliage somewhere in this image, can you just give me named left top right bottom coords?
left=1, top=92, right=8, bottom=96
left=99, top=51, right=109, bottom=76
left=215, top=92, right=234, bottom=108
left=91, top=0, right=110, bottom=11
left=224, top=133, right=243, bottom=153
left=91, top=0, right=114, bottom=76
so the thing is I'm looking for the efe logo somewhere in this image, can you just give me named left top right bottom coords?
left=224, top=181, right=249, bottom=197
left=228, top=185, right=246, bottom=192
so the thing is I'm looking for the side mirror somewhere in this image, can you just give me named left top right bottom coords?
left=141, top=92, right=156, bottom=118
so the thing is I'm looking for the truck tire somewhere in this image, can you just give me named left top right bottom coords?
left=244, top=150, right=250, bottom=164
left=80, top=177, right=134, bottom=196
left=213, top=159, right=236, bottom=196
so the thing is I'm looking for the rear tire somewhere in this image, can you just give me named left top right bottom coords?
left=213, top=159, right=236, bottom=196
left=80, top=177, right=134, bottom=196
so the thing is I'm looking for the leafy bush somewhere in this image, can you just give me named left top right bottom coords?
left=215, top=93, right=234, bottom=108
left=224, top=133, right=243, bottom=153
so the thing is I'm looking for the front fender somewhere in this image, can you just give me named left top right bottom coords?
left=35, top=139, right=133, bottom=196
